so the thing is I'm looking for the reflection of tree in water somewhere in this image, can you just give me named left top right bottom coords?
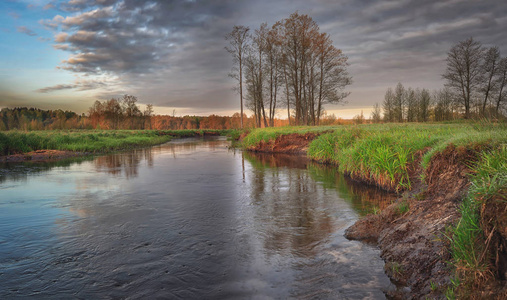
left=243, top=151, right=397, bottom=258
left=94, top=148, right=155, bottom=179
left=0, top=158, right=90, bottom=184
left=161, top=137, right=227, bottom=158
left=244, top=152, right=334, bottom=258
left=242, top=152, right=309, bottom=169
left=307, top=163, right=396, bottom=215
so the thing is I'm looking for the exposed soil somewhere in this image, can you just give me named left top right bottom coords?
left=243, top=134, right=507, bottom=299
left=1, top=150, right=88, bottom=162
left=245, top=132, right=320, bottom=154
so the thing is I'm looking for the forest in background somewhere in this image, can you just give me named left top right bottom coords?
left=371, top=38, right=507, bottom=123
left=0, top=93, right=357, bottom=131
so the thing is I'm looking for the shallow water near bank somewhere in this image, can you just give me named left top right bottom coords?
left=0, top=137, right=395, bottom=299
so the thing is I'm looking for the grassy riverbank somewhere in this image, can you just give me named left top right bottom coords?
left=0, top=129, right=238, bottom=156
left=241, top=122, right=507, bottom=298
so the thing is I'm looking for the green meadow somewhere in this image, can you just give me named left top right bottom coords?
left=0, top=129, right=238, bottom=155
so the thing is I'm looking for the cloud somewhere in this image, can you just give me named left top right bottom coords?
left=36, top=79, right=108, bottom=93
left=36, top=84, right=76, bottom=93
left=54, top=32, right=68, bottom=42
left=43, top=3, right=55, bottom=10
left=17, top=26, right=37, bottom=36
left=39, top=15, right=64, bottom=30
left=39, top=0, right=507, bottom=113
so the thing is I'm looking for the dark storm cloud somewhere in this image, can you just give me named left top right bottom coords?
left=39, top=0, right=507, bottom=112
left=47, top=0, right=241, bottom=76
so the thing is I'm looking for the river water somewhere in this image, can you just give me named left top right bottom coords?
left=0, top=137, right=395, bottom=299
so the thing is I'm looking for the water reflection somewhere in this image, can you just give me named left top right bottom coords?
left=94, top=148, right=155, bottom=178
left=0, top=138, right=392, bottom=299
left=242, top=151, right=394, bottom=298
left=244, top=151, right=396, bottom=216
left=0, top=158, right=90, bottom=184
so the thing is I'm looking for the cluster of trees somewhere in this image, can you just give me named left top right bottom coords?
left=0, top=107, right=86, bottom=130
left=226, top=12, right=351, bottom=128
left=372, top=83, right=457, bottom=123
left=443, top=38, right=507, bottom=119
left=372, top=38, right=507, bottom=123
left=88, top=95, right=154, bottom=130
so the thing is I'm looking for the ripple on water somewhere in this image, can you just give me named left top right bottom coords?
left=0, top=137, right=394, bottom=299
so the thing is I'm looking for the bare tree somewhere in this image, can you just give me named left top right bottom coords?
left=405, top=87, right=417, bottom=122
left=144, top=104, right=154, bottom=129
left=383, top=87, right=395, bottom=122
left=105, top=98, right=122, bottom=129
left=481, top=47, right=501, bottom=116
left=433, top=88, right=455, bottom=121
left=313, top=32, right=351, bottom=125
left=393, top=82, right=405, bottom=122
left=443, top=38, right=484, bottom=119
left=229, top=12, right=351, bottom=127
left=225, top=26, right=250, bottom=128
left=122, top=94, right=141, bottom=129
left=495, top=57, right=507, bottom=115
left=265, top=24, right=284, bottom=127
left=370, top=103, right=382, bottom=123
left=417, top=88, right=431, bottom=122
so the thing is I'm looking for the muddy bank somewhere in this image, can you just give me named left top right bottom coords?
left=244, top=132, right=319, bottom=154
left=242, top=133, right=507, bottom=299
left=0, top=149, right=88, bottom=162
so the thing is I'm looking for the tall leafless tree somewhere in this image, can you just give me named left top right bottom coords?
left=393, top=82, right=405, bottom=122
left=383, top=87, right=395, bottom=122
left=405, top=87, right=417, bottom=122
left=225, top=26, right=250, bottom=128
left=480, top=47, right=500, bottom=116
left=495, top=57, right=507, bottom=115
left=228, top=12, right=351, bottom=127
left=417, top=88, right=431, bottom=122
left=370, top=103, right=382, bottom=123
left=443, top=37, right=484, bottom=119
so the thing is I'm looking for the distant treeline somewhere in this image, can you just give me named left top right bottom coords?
left=0, top=94, right=295, bottom=131
left=0, top=107, right=85, bottom=130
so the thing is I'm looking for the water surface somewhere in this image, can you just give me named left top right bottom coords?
left=0, top=137, right=394, bottom=299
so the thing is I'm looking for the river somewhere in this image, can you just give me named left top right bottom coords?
left=0, top=137, right=395, bottom=299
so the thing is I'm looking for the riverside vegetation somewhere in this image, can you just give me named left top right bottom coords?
left=241, top=122, right=507, bottom=298
left=0, top=129, right=238, bottom=158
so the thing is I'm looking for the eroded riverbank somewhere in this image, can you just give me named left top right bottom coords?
left=241, top=124, right=507, bottom=299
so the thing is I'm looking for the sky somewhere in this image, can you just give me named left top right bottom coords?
left=0, top=0, right=506, bottom=118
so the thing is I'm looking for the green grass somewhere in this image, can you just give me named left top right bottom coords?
left=444, top=146, right=507, bottom=293
left=0, top=129, right=237, bottom=155
left=0, top=130, right=172, bottom=154
left=243, top=123, right=507, bottom=192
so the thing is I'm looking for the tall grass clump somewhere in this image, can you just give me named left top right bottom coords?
left=445, top=146, right=507, bottom=294
left=308, top=125, right=446, bottom=191
left=307, top=127, right=365, bottom=163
